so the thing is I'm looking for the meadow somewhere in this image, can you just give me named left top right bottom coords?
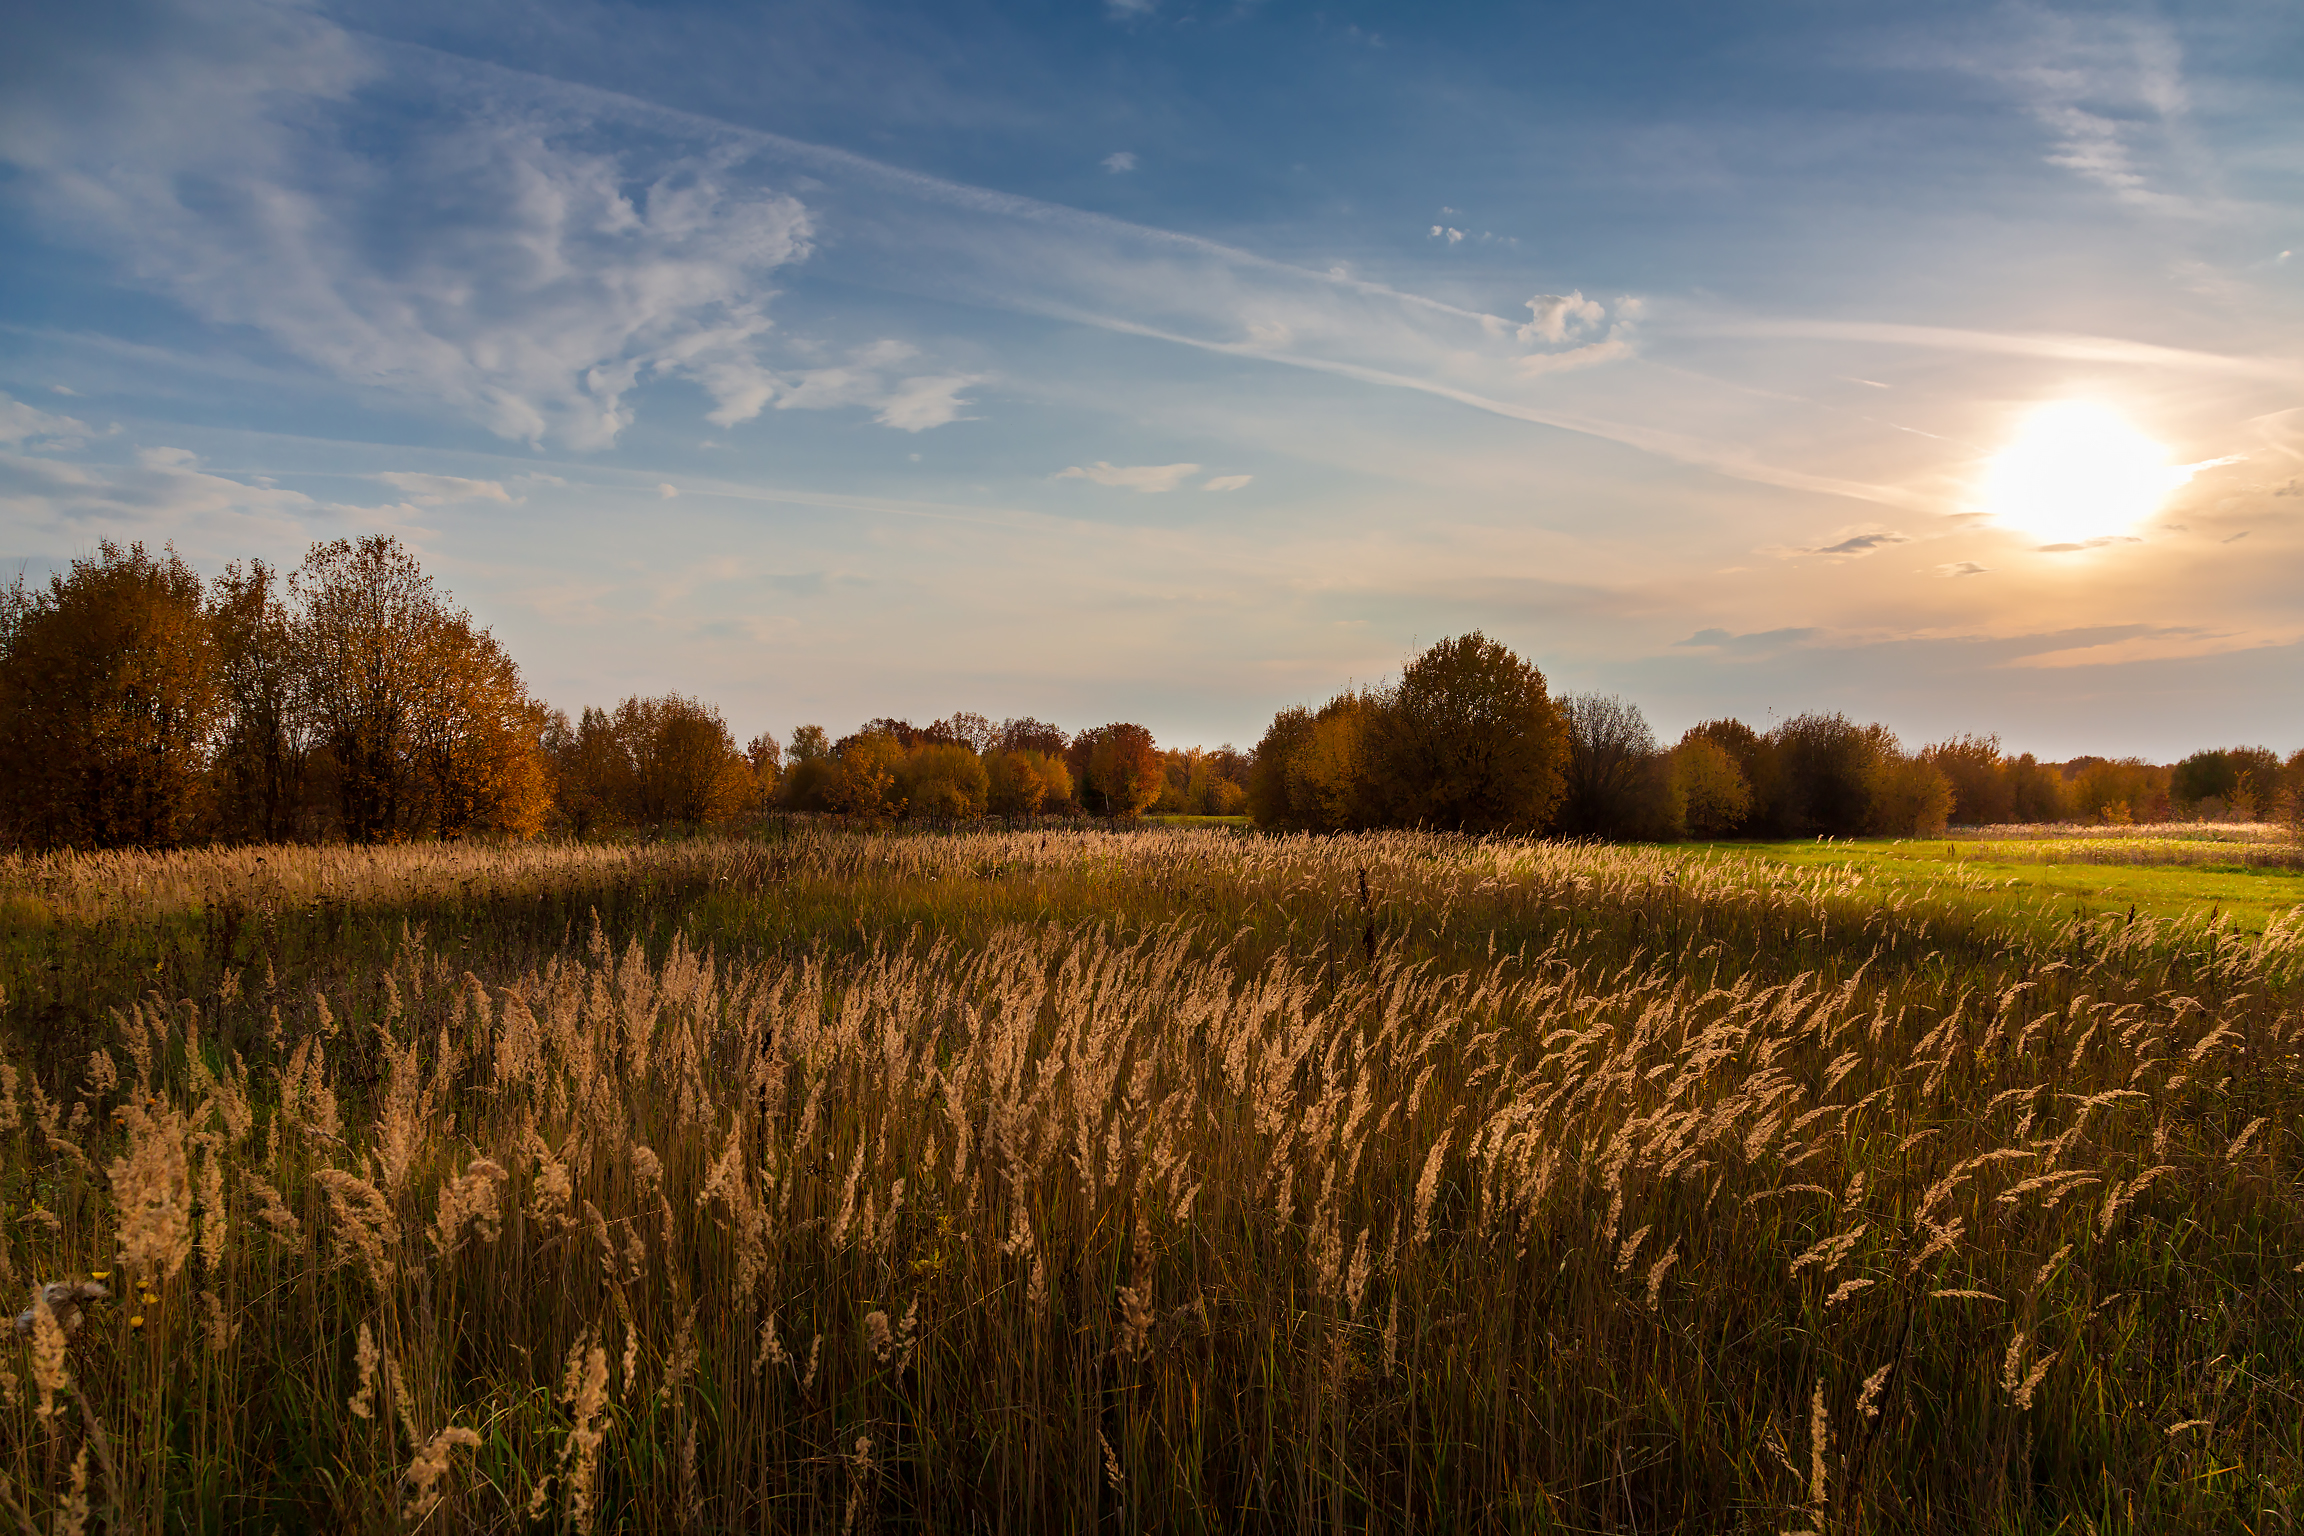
left=1718, top=827, right=2304, bottom=934
left=0, top=823, right=2301, bottom=1532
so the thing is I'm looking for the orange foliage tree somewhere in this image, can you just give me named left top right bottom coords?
left=0, top=542, right=218, bottom=849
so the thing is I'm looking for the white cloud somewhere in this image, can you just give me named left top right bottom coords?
left=1103, top=152, right=1137, bottom=174
left=4, top=9, right=811, bottom=450
left=376, top=472, right=514, bottom=505
left=1057, top=461, right=1200, bottom=492
left=0, top=394, right=90, bottom=447
left=1516, top=336, right=1635, bottom=378
left=0, top=443, right=315, bottom=552
left=877, top=375, right=981, bottom=432
left=1932, top=561, right=1991, bottom=577
left=1519, top=291, right=1605, bottom=345
left=1201, top=474, right=1253, bottom=492
left=658, top=483, right=680, bottom=499
left=1978, top=12, right=2199, bottom=214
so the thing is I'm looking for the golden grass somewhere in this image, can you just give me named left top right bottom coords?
left=0, top=827, right=2300, bottom=1531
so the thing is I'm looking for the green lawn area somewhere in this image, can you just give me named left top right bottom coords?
left=1703, top=836, right=2304, bottom=933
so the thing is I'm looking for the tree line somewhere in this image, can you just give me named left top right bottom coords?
left=3, top=541, right=2294, bottom=850
left=0, top=540, right=1250, bottom=849
left=1249, top=632, right=2304, bottom=840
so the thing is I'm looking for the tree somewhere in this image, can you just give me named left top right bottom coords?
left=1075, top=723, right=1162, bottom=817
left=2066, top=758, right=2170, bottom=825
left=1361, top=632, right=1568, bottom=833
left=611, top=694, right=752, bottom=827
left=2005, top=754, right=2068, bottom=823
left=1683, top=718, right=1776, bottom=833
left=412, top=619, right=550, bottom=838
left=208, top=559, right=313, bottom=843
left=1767, top=713, right=1883, bottom=837
left=1558, top=694, right=1657, bottom=837
left=987, top=748, right=1069, bottom=815
left=1869, top=757, right=1953, bottom=837
left=1671, top=735, right=1752, bottom=838
left=291, top=536, right=549, bottom=842
left=928, top=712, right=999, bottom=754
left=999, top=718, right=1069, bottom=756
left=0, top=542, right=219, bottom=849
left=828, top=732, right=905, bottom=820
left=898, top=742, right=989, bottom=819
left=1247, top=707, right=1317, bottom=830
left=1923, top=735, right=2015, bottom=827
left=2172, top=747, right=2281, bottom=820
left=1281, top=694, right=1378, bottom=832
left=779, top=725, right=841, bottom=812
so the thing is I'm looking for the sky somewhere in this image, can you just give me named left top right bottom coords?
left=3, top=0, right=2300, bottom=760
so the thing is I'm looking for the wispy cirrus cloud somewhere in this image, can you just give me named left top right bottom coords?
left=376, top=472, right=514, bottom=505
left=0, top=393, right=92, bottom=448
left=1057, top=461, right=1200, bottom=492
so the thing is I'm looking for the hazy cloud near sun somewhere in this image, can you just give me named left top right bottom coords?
left=1809, top=530, right=1913, bottom=556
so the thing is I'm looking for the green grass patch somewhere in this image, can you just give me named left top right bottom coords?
left=1708, top=836, right=2304, bottom=933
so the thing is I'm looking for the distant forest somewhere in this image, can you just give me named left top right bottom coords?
left=2, top=538, right=2297, bottom=850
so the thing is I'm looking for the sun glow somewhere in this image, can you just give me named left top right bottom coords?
left=1977, top=400, right=2183, bottom=544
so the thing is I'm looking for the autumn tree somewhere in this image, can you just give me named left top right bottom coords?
left=827, top=731, right=905, bottom=820
left=0, top=542, right=218, bottom=849
left=898, top=742, right=990, bottom=819
left=745, top=731, right=782, bottom=812
left=1868, top=755, right=1954, bottom=837
left=2171, top=746, right=2281, bottom=820
left=2005, top=753, right=2070, bottom=823
left=1682, top=718, right=1776, bottom=832
left=986, top=748, right=1070, bottom=815
left=1247, top=706, right=1317, bottom=829
left=1670, top=734, right=1752, bottom=838
left=1765, top=712, right=1883, bottom=837
left=1361, top=632, right=1569, bottom=833
left=543, top=707, right=624, bottom=838
left=611, top=694, right=753, bottom=827
left=1557, top=694, right=1658, bottom=837
left=292, top=536, right=546, bottom=842
left=1923, top=734, right=2016, bottom=827
left=999, top=717, right=1070, bottom=757
left=779, top=725, right=842, bottom=812
left=1283, top=694, right=1380, bottom=832
left=1074, top=723, right=1162, bottom=818
left=208, top=559, right=311, bottom=843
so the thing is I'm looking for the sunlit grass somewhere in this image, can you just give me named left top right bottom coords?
left=0, top=825, right=2298, bottom=1531
left=1713, top=835, right=2304, bottom=933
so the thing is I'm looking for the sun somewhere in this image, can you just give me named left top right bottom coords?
left=1976, top=400, right=2183, bottom=544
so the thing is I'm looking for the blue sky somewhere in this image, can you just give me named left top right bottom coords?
left=4, top=0, right=2300, bottom=758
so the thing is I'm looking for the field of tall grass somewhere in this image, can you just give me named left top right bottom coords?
left=1, top=825, right=2301, bottom=1531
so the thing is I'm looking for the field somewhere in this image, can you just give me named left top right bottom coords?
left=1, top=825, right=2302, bottom=1532
left=1712, top=828, right=2304, bottom=934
